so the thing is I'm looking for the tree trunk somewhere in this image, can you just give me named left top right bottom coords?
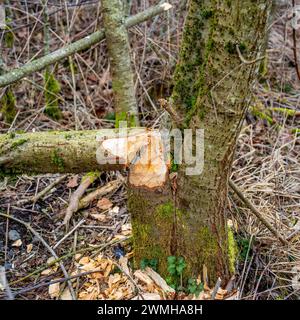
left=102, top=0, right=139, bottom=126
left=129, top=0, right=272, bottom=285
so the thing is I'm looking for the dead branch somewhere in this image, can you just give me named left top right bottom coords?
left=79, top=179, right=122, bottom=209
left=63, top=171, right=100, bottom=226
left=229, top=179, right=288, bottom=245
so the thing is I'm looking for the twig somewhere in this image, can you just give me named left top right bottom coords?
left=229, top=179, right=288, bottom=245
left=13, top=269, right=104, bottom=297
left=63, top=172, right=100, bottom=227
left=0, top=212, right=77, bottom=300
left=53, top=219, right=85, bottom=250
left=112, top=259, right=144, bottom=300
left=17, top=175, right=67, bottom=205
left=236, top=45, right=265, bottom=65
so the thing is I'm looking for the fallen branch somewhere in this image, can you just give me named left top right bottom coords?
left=0, top=2, right=172, bottom=87
left=63, top=171, right=100, bottom=226
left=229, top=179, right=288, bottom=245
left=12, top=269, right=105, bottom=297
left=0, top=129, right=169, bottom=189
left=79, top=179, right=122, bottom=209
left=53, top=219, right=86, bottom=249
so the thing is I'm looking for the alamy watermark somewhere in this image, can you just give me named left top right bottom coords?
left=95, top=121, right=204, bottom=176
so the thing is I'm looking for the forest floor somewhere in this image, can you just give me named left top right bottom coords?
left=0, top=0, right=299, bottom=300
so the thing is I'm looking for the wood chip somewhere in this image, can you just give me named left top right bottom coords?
left=48, top=282, right=60, bottom=298
left=145, top=267, right=175, bottom=293
left=97, top=198, right=113, bottom=210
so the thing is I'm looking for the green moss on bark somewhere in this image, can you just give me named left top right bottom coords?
left=44, top=69, right=62, bottom=120
left=0, top=88, right=17, bottom=123
left=51, top=149, right=65, bottom=170
left=227, top=226, right=237, bottom=274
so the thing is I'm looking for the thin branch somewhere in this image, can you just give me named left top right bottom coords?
left=236, top=45, right=265, bottom=65
left=13, top=269, right=107, bottom=297
left=53, top=219, right=85, bottom=249
left=229, top=179, right=288, bottom=245
left=63, top=172, right=100, bottom=227
left=17, top=175, right=67, bottom=205
left=0, top=2, right=172, bottom=87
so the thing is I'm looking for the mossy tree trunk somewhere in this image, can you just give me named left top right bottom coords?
left=129, top=0, right=272, bottom=285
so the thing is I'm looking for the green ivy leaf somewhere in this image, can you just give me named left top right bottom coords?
left=167, top=264, right=177, bottom=275
left=167, top=256, right=176, bottom=264
left=140, top=258, right=149, bottom=270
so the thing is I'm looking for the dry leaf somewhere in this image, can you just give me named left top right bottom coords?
left=26, top=244, right=33, bottom=253
left=42, top=257, right=59, bottom=275
left=97, top=198, right=113, bottom=210
left=12, top=239, right=22, bottom=247
left=79, top=256, right=90, bottom=265
left=119, top=256, right=130, bottom=275
left=47, top=257, right=56, bottom=265
left=48, top=282, right=60, bottom=298
left=60, top=287, right=72, bottom=300
left=67, top=175, right=79, bottom=188
left=41, top=268, right=54, bottom=276
left=75, top=253, right=82, bottom=261
left=90, top=213, right=107, bottom=221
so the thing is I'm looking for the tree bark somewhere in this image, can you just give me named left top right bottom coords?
left=129, top=0, right=272, bottom=285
